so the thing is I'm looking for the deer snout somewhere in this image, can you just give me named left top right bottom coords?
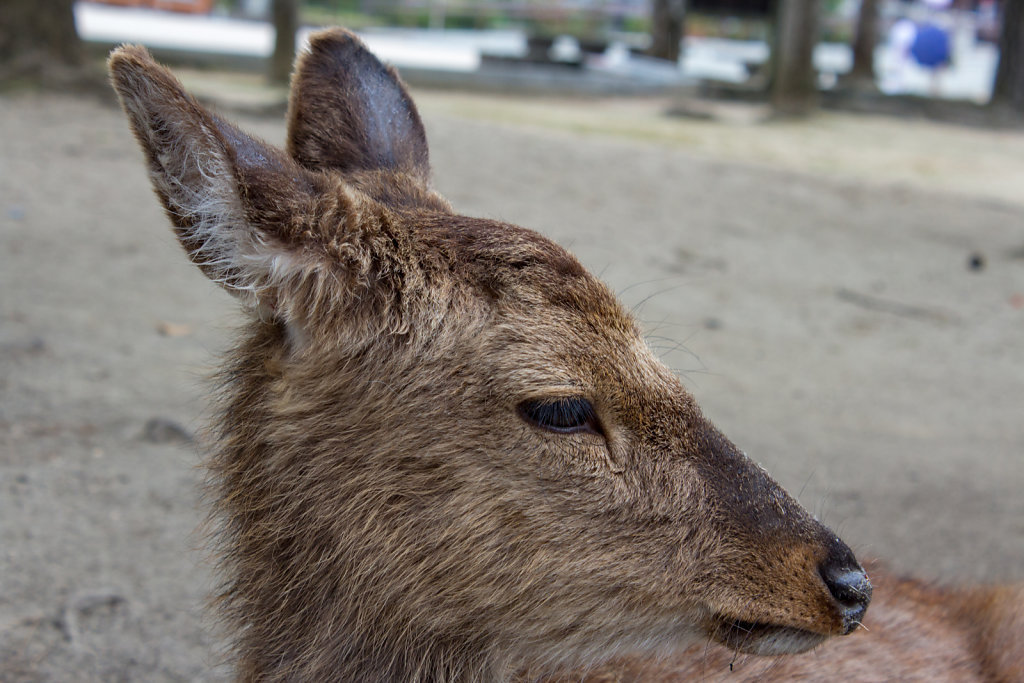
left=818, top=541, right=872, bottom=635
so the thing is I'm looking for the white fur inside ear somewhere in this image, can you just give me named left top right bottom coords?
left=115, top=58, right=329, bottom=328
left=143, top=118, right=314, bottom=312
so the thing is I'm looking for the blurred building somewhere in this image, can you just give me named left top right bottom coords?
left=88, top=0, right=214, bottom=13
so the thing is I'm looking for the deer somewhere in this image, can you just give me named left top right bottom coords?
left=108, top=30, right=1022, bottom=682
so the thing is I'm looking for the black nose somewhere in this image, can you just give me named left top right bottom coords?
left=819, top=541, right=872, bottom=635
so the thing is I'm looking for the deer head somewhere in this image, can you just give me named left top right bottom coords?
left=109, top=30, right=870, bottom=682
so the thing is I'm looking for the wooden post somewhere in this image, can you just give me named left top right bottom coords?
left=0, top=0, right=82, bottom=81
left=992, top=0, right=1024, bottom=112
left=848, top=0, right=879, bottom=89
left=649, top=0, right=687, bottom=63
left=769, top=0, right=821, bottom=116
left=270, top=0, right=299, bottom=85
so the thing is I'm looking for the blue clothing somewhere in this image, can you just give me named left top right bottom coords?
left=910, top=24, right=951, bottom=68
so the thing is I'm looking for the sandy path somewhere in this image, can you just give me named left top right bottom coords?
left=1, top=89, right=1022, bottom=681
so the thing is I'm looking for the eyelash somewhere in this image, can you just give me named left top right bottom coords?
left=517, top=398, right=603, bottom=436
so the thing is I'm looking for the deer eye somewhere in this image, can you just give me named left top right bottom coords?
left=518, top=398, right=602, bottom=436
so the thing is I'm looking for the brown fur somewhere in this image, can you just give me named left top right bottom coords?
left=108, top=31, right=1021, bottom=682
left=578, top=567, right=1024, bottom=682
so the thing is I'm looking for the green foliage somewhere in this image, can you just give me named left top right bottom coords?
left=687, top=14, right=770, bottom=41
left=301, top=4, right=383, bottom=29
left=298, top=0, right=637, bottom=41
left=295, top=0, right=844, bottom=45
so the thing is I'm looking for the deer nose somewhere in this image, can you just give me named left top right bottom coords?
left=819, top=543, right=872, bottom=635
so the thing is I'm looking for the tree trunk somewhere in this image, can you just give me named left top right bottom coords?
left=848, top=0, right=879, bottom=88
left=992, top=0, right=1024, bottom=112
left=0, top=0, right=82, bottom=81
left=649, top=0, right=687, bottom=63
left=769, top=0, right=821, bottom=116
left=270, top=0, right=299, bottom=85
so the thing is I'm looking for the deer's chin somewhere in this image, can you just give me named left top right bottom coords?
left=706, top=615, right=829, bottom=656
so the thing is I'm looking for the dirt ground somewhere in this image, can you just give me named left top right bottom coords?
left=2, top=83, right=1023, bottom=681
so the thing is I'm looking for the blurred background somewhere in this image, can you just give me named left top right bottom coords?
left=2, top=1, right=1023, bottom=681
left=3, top=0, right=1023, bottom=105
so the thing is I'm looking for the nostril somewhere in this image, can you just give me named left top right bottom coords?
left=819, top=549, right=872, bottom=635
left=825, top=569, right=871, bottom=605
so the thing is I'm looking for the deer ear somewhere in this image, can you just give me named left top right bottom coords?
left=109, top=45, right=337, bottom=317
left=286, top=29, right=430, bottom=179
